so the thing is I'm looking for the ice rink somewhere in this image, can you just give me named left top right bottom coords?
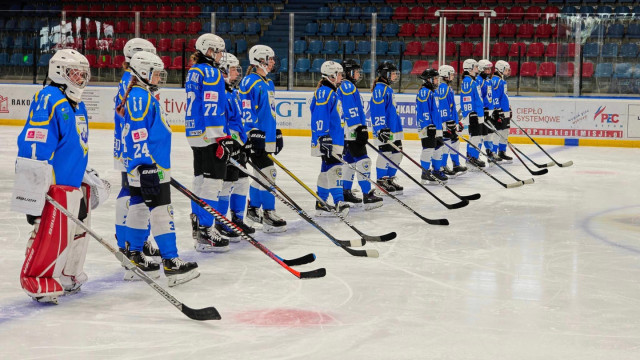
left=1, top=125, right=639, bottom=359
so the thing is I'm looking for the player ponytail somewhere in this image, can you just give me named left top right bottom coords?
left=245, top=64, right=257, bottom=76
left=116, top=77, right=138, bottom=117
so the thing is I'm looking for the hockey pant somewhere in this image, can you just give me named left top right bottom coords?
left=342, top=141, right=372, bottom=195
left=376, top=140, right=403, bottom=180
left=21, top=184, right=91, bottom=299
left=191, top=145, right=227, bottom=228
left=420, top=127, right=445, bottom=171
left=466, top=113, right=484, bottom=158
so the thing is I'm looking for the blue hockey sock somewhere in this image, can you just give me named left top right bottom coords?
left=484, top=140, right=493, bottom=151
left=499, top=143, right=507, bottom=152
left=230, top=193, right=247, bottom=219
left=154, top=232, right=178, bottom=259
left=261, top=190, right=276, bottom=211
left=442, top=153, right=449, bottom=167
left=467, top=144, right=479, bottom=158
left=387, top=166, right=398, bottom=177
left=358, top=179, right=371, bottom=194
left=198, top=198, right=217, bottom=227
left=126, top=227, right=148, bottom=252
left=249, top=185, right=262, bottom=208
left=451, top=153, right=460, bottom=166
left=421, top=160, right=431, bottom=171
left=342, top=178, right=353, bottom=190
left=217, top=195, right=230, bottom=217
left=317, top=186, right=330, bottom=202
left=329, top=187, right=344, bottom=203
left=376, top=167, right=388, bottom=180
left=115, top=225, right=127, bottom=248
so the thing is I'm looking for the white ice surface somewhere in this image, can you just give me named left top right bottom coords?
left=1, top=126, right=640, bottom=359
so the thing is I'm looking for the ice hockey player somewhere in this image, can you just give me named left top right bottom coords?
left=437, top=65, right=467, bottom=177
left=338, top=59, right=382, bottom=210
left=416, top=69, right=446, bottom=185
left=370, top=62, right=403, bottom=194
left=12, top=49, right=99, bottom=303
left=239, top=45, right=287, bottom=232
left=310, top=61, right=350, bottom=216
left=491, top=60, right=514, bottom=163
left=459, top=59, right=486, bottom=170
left=113, top=38, right=160, bottom=262
left=123, top=51, right=199, bottom=287
left=216, top=52, right=255, bottom=241
left=184, top=33, right=231, bottom=252
left=477, top=59, right=500, bottom=163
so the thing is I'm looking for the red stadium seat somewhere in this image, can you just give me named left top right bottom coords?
left=431, top=60, right=439, bottom=70
left=157, top=38, right=171, bottom=52
left=113, top=55, right=125, bottom=69
left=449, top=24, right=466, bottom=38
left=494, top=6, right=508, bottom=20
left=449, top=61, right=460, bottom=73
left=473, top=43, right=484, bottom=57
left=445, top=42, right=456, bottom=56
left=557, top=62, right=574, bottom=77
left=115, top=20, right=128, bottom=34
left=187, top=38, right=197, bottom=52
left=459, top=42, right=473, bottom=57
left=85, top=37, right=97, bottom=51
left=186, top=6, right=200, bottom=18
left=509, top=6, right=525, bottom=20
left=517, top=24, right=534, bottom=39
left=415, top=23, right=431, bottom=37
left=491, top=42, right=508, bottom=57
left=160, top=56, right=171, bottom=70
left=187, top=22, right=202, bottom=35
left=425, top=6, right=438, bottom=20
left=392, top=6, right=409, bottom=20
left=404, top=41, right=422, bottom=56
left=520, top=62, right=537, bottom=77
left=407, top=6, right=425, bottom=20
left=173, top=5, right=187, bottom=18
left=500, top=23, right=517, bottom=38
left=113, top=37, right=127, bottom=51
left=544, top=6, right=560, bottom=19
left=508, top=61, right=519, bottom=76
left=96, top=54, right=112, bottom=69
left=535, top=24, right=552, bottom=39
left=509, top=42, right=526, bottom=57
left=545, top=43, right=558, bottom=58
left=537, top=62, right=556, bottom=77
left=489, top=23, right=499, bottom=38
left=525, top=6, right=542, bottom=20
left=466, top=23, right=483, bottom=38
left=582, top=62, right=594, bottom=78
left=527, top=42, right=545, bottom=58
left=171, top=21, right=187, bottom=35
left=169, top=56, right=185, bottom=70
left=170, top=38, right=186, bottom=52
left=421, top=41, right=438, bottom=56
left=141, top=21, right=158, bottom=35
left=458, top=6, right=474, bottom=21
left=398, top=23, right=416, bottom=37
left=158, top=5, right=172, bottom=18
left=159, top=21, right=172, bottom=34
left=143, top=5, right=157, bottom=18
left=85, top=54, right=97, bottom=69
left=411, top=60, right=430, bottom=75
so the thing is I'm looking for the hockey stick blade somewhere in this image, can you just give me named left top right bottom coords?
left=344, top=246, right=379, bottom=258
left=362, top=231, right=397, bottom=242
left=460, top=193, right=481, bottom=201
left=445, top=199, right=469, bottom=209
left=530, top=168, right=549, bottom=176
left=300, top=268, right=328, bottom=279
left=558, top=160, right=574, bottom=167
left=282, top=253, right=317, bottom=267
left=421, top=216, right=449, bottom=225
left=506, top=181, right=525, bottom=189
left=337, top=238, right=366, bottom=247
left=522, top=178, right=535, bottom=185
left=181, top=305, right=222, bottom=321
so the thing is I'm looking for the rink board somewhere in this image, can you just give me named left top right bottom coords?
left=1, top=84, right=638, bottom=147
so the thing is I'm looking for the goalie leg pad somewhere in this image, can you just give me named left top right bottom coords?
left=20, top=185, right=82, bottom=300
left=60, top=184, right=91, bottom=293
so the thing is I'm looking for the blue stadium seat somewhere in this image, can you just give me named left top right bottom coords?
left=590, top=24, right=605, bottom=38
left=0, top=53, right=8, bottom=66
left=1, top=35, right=13, bottom=49
left=350, top=23, right=366, bottom=36
left=378, top=6, right=393, bottom=20
left=216, top=22, right=230, bottom=34
left=620, top=43, right=638, bottom=58
left=258, top=6, right=274, bottom=19
left=317, top=7, right=330, bottom=20
left=228, top=5, right=243, bottom=19
left=400, top=60, right=412, bottom=75
left=346, top=7, right=361, bottom=20
left=614, top=6, right=631, bottom=16
left=18, top=19, right=31, bottom=32
left=338, top=40, right=355, bottom=55
left=354, top=41, right=371, bottom=55
left=375, top=41, right=388, bottom=55
left=37, top=53, right=51, bottom=67
left=322, top=40, right=339, bottom=55
left=13, top=36, right=26, bottom=50
left=579, top=6, right=594, bottom=16
left=216, top=6, right=229, bottom=19
left=360, top=6, right=376, bottom=20
left=235, top=39, right=248, bottom=54
left=279, top=57, right=288, bottom=73
left=310, top=58, right=324, bottom=73
left=200, top=5, right=214, bottom=18
left=606, top=24, right=624, bottom=39
left=582, top=43, right=599, bottom=58
left=382, top=23, right=399, bottom=37
left=627, top=24, right=640, bottom=39
left=303, top=23, right=318, bottom=36
left=561, top=6, right=577, bottom=15
left=4, top=19, right=16, bottom=32
left=613, top=63, right=633, bottom=78
left=601, top=43, right=618, bottom=58
left=633, top=6, right=640, bottom=15
left=306, top=40, right=322, bottom=55
left=10, top=53, right=23, bottom=66
left=594, top=63, right=613, bottom=78
left=294, top=58, right=310, bottom=72
left=294, top=40, right=307, bottom=54
left=245, top=22, right=261, bottom=35
left=229, top=22, right=245, bottom=35
left=366, top=25, right=382, bottom=37
left=387, top=41, right=405, bottom=56
left=0, top=18, right=5, bottom=30
left=330, top=6, right=346, bottom=20
left=245, top=6, right=259, bottom=18
left=362, top=59, right=374, bottom=74
left=224, top=39, right=233, bottom=51
left=334, top=23, right=349, bottom=36
left=318, top=23, right=334, bottom=36
left=596, top=6, right=612, bottom=16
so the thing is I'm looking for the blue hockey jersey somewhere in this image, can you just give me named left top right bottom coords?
left=491, top=74, right=510, bottom=113
left=478, top=75, right=494, bottom=110
left=184, top=63, right=227, bottom=147
left=113, top=69, right=132, bottom=170
left=416, top=86, right=442, bottom=135
left=337, top=79, right=366, bottom=141
left=459, top=75, right=484, bottom=118
left=238, top=72, right=277, bottom=152
left=370, top=82, right=403, bottom=141
left=225, top=87, right=247, bottom=145
left=310, top=84, right=344, bottom=152
left=437, top=83, right=456, bottom=123
left=17, top=85, right=89, bottom=188
left=123, top=85, right=173, bottom=174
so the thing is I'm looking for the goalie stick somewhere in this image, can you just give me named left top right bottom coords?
left=45, top=195, right=221, bottom=321
left=170, top=178, right=326, bottom=279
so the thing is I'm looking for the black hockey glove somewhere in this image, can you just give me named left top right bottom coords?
left=457, top=122, right=464, bottom=132
left=354, top=125, right=369, bottom=145
left=248, top=129, right=266, bottom=152
left=138, top=163, right=161, bottom=197
left=377, top=128, right=392, bottom=143
left=444, top=121, right=456, bottom=139
left=215, top=136, right=237, bottom=160
left=274, top=129, right=284, bottom=155
left=436, top=136, right=444, bottom=147
left=318, top=135, right=333, bottom=157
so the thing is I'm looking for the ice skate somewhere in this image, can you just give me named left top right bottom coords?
left=163, top=258, right=200, bottom=287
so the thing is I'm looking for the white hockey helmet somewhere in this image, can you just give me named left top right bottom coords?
left=321, top=61, right=344, bottom=82
left=195, top=33, right=226, bottom=64
left=129, top=51, right=167, bottom=92
left=219, top=52, right=242, bottom=86
left=478, top=59, right=493, bottom=72
left=249, top=44, right=277, bottom=73
left=462, top=59, right=479, bottom=73
left=438, top=65, right=455, bottom=78
left=123, top=38, right=156, bottom=62
left=48, top=49, right=90, bottom=103
left=495, top=60, right=510, bottom=74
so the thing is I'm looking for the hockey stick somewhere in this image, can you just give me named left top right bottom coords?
left=237, top=159, right=379, bottom=259
left=459, top=136, right=534, bottom=185
left=366, top=142, right=469, bottom=210
left=442, top=141, right=523, bottom=189
left=170, top=178, right=326, bottom=278
left=483, top=122, right=548, bottom=176
left=512, top=146, right=556, bottom=169
left=331, top=153, right=449, bottom=226
left=263, top=155, right=396, bottom=243
left=45, top=195, right=221, bottom=321
left=388, top=142, right=481, bottom=201
left=510, top=119, right=574, bottom=167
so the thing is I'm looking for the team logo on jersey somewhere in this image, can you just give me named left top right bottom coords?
left=463, top=96, right=471, bottom=102
left=132, top=128, right=148, bottom=143
left=242, top=99, right=251, bottom=109
left=75, top=115, right=89, bottom=155
left=204, top=91, right=219, bottom=102
left=25, top=128, right=48, bottom=143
